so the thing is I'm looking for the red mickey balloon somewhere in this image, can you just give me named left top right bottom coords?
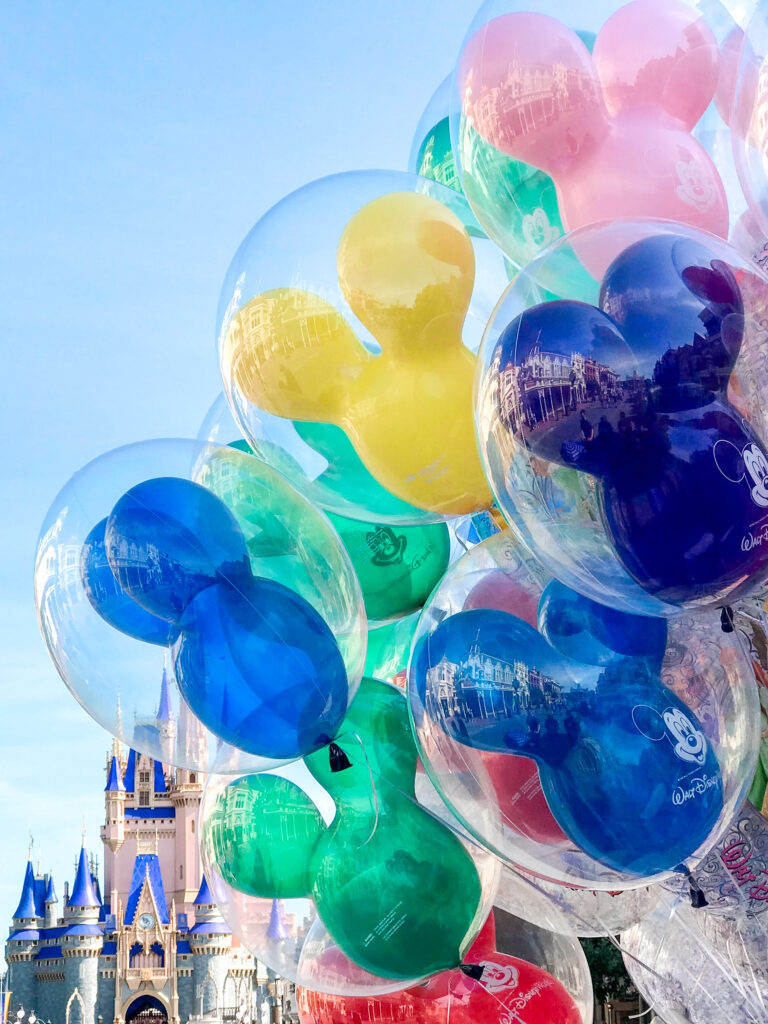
left=297, top=913, right=581, bottom=1024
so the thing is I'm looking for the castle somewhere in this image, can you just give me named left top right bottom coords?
left=5, top=674, right=297, bottom=1024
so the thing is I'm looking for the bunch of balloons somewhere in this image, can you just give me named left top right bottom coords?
left=34, top=0, right=768, bottom=1018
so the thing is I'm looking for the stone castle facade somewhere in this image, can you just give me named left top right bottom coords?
left=5, top=674, right=297, bottom=1024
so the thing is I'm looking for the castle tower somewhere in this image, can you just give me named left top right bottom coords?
left=62, top=843, right=102, bottom=1024
left=6, top=859, right=43, bottom=1013
left=44, top=875, right=58, bottom=929
left=189, top=878, right=232, bottom=1020
left=104, top=751, right=126, bottom=870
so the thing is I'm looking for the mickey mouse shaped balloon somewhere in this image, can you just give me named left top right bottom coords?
left=478, top=227, right=768, bottom=611
left=457, top=0, right=729, bottom=268
left=413, top=596, right=724, bottom=878
left=218, top=171, right=505, bottom=520
left=201, top=677, right=486, bottom=983
left=72, top=438, right=370, bottom=763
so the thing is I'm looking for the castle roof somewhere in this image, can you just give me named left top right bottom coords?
left=124, top=749, right=137, bottom=791
left=13, top=860, right=38, bottom=920
left=193, top=876, right=214, bottom=906
left=69, top=846, right=101, bottom=908
left=34, top=944, right=62, bottom=960
left=189, top=920, right=231, bottom=935
left=8, top=929, right=40, bottom=941
left=45, top=875, right=58, bottom=903
left=124, top=854, right=169, bottom=926
left=176, top=939, right=192, bottom=954
left=125, top=807, right=175, bottom=819
left=105, top=755, right=126, bottom=792
left=100, top=940, right=117, bottom=955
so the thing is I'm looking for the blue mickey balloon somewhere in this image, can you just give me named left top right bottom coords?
left=538, top=579, right=667, bottom=668
left=414, top=607, right=723, bottom=876
left=493, top=234, right=768, bottom=605
left=174, top=577, right=348, bottom=760
left=84, top=474, right=349, bottom=760
left=80, top=518, right=179, bottom=646
left=104, top=477, right=252, bottom=623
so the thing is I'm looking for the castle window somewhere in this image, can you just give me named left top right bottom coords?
left=139, top=771, right=150, bottom=784
left=190, top=773, right=196, bottom=783
left=179, top=865, right=183, bottom=879
left=191, top=820, right=195, bottom=834
left=139, top=790, right=150, bottom=806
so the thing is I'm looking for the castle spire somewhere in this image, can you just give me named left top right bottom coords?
left=193, top=876, right=214, bottom=907
left=69, top=844, right=100, bottom=908
left=12, top=859, right=37, bottom=920
left=105, top=754, right=125, bottom=792
left=157, top=663, right=174, bottom=723
left=266, top=898, right=287, bottom=942
left=45, top=873, right=58, bottom=904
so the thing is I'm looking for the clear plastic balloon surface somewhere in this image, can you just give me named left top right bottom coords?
left=34, top=438, right=366, bottom=771
left=216, top=170, right=509, bottom=525
left=451, top=0, right=745, bottom=270
left=476, top=220, right=768, bottom=615
left=732, top=1, right=768, bottom=241
left=408, top=531, right=759, bottom=889
left=622, top=886, right=768, bottom=1023
left=199, top=677, right=499, bottom=996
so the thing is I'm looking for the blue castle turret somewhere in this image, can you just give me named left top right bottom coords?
left=5, top=668, right=300, bottom=1024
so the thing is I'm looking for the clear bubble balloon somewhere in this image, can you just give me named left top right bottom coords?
left=476, top=219, right=768, bottom=614
left=34, top=438, right=366, bottom=771
left=499, top=867, right=660, bottom=938
left=451, top=0, right=742, bottom=270
left=732, top=1, right=768, bottom=241
left=217, top=170, right=509, bottom=524
left=200, top=678, right=499, bottom=995
left=298, top=907, right=592, bottom=1024
left=622, top=887, right=768, bottom=1023
left=408, top=531, right=759, bottom=889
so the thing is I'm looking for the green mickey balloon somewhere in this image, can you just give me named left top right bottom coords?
left=224, top=438, right=450, bottom=624
left=203, top=678, right=483, bottom=980
left=326, top=517, right=450, bottom=622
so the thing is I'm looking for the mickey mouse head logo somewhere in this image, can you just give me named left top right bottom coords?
left=744, top=444, right=768, bottom=508
left=366, top=526, right=407, bottom=566
left=662, top=707, right=707, bottom=766
left=478, top=960, right=520, bottom=994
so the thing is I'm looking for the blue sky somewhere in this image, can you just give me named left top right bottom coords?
left=0, top=0, right=479, bottom=945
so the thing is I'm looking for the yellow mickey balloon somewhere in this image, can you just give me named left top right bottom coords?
left=221, top=191, right=492, bottom=516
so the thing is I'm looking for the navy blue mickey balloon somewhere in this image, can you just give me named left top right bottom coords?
left=85, top=475, right=350, bottom=760
left=538, top=579, right=666, bottom=668
left=490, top=233, right=768, bottom=606
left=414, top=606, right=723, bottom=876
left=80, top=518, right=178, bottom=646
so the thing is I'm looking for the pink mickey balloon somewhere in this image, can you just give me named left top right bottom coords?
left=458, top=4, right=729, bottom=271
left=592, top=0, right=719, bottom=129
left=458, top=13, right=609, bottom=178
left=560, top=115, right=728, bottom=242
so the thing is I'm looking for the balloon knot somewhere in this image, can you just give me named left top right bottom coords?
left=720, top=606, right=735, bottom=633
left=687, top=873, right=708, bottom=909
left=459, top=963, right=485, bottom=981
left=329, top=742, right=352, bottom=773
